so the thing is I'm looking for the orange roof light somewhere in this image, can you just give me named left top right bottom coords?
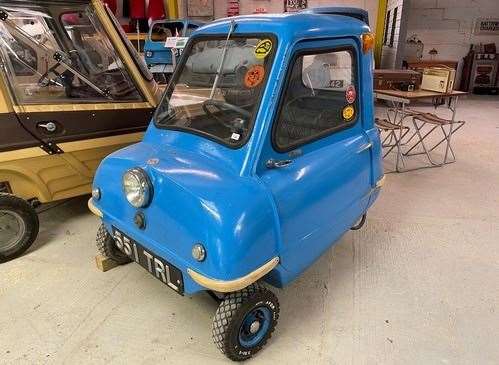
left=362, top=32, right=375, bottom=54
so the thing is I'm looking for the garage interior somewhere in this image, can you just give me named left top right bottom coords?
left=1, top=0, right=498, bottom=364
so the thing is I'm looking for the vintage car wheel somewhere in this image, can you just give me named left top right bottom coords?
left=212, top=283, right=279, bottom=361
left=0, top=194, right=39, bottom=263
left=96, top=224, right=132, bottom=265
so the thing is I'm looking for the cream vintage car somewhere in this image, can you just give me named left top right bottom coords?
left=0, top=0, right=162, bottom=262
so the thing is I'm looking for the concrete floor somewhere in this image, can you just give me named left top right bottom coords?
left=1, top=96, right=498, bottom=364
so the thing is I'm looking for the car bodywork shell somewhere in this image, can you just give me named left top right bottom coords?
left=0, top=0, right=162, bottom=203
left=91, top=10, right=383, bottom=295
left=144, top=19, right=205, bottom=69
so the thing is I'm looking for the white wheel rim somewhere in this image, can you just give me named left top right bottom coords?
left=0, top=210, right=26, bottom=252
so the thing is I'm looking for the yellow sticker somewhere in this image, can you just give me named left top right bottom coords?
left=342, top=105, right=355, bottom=121
left=255, top=39, right=273, bottom=59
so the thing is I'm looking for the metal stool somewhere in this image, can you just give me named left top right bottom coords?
left=405, top=113, right=465, bottom=165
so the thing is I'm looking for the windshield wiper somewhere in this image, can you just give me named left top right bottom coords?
left=0, top=8, right=111, bottom=99
left=209, top=19, right=237, bottom=99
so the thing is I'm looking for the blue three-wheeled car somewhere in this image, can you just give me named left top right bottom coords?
left=89, top=7, right=384, bottom=361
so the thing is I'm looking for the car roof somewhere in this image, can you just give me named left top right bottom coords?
left=151, top=18, right=205, bottom=27
left=195, top=7, right=370, bottom=41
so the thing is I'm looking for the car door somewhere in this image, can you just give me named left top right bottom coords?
left=258, top=38, right=373, bottom=278
left=0, top=2, right=154, bottom=200
left=0, top=4, right=153, bottom=148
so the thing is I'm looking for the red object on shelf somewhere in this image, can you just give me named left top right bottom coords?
left=130, top=0, right=146, bottom=19
left=121, top=23, right=131, bottom=32
left=148, top=0, right=166, bottom=22
left=103, top=0, right=117, bottom=14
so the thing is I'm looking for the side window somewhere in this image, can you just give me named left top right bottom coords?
left=0, top=5, right=142, bottom=104
left=7, top=37, right=38, bottom=77
left=150, top=22, right=184, bottom=42
left=274, top=49, right=358, bottom=151
left=185, top=24, right=198, bottom=37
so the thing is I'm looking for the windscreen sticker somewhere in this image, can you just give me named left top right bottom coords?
left=244, top=65, right=266, bottom=88
left=342, top=105, right=356, bottom=121
left=255, top=39, right=273, bottom=59
left=346, top=85, right=357, bottom=104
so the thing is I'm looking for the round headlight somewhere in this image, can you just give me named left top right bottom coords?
left=145, top=50, right=153, bottom=58
left=123, top=168, right=152, bottom=208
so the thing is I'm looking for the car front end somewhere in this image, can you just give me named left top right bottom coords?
left=89, top=29, right=282, bottom=296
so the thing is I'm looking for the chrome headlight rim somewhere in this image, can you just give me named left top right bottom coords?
left=122, top=167, right=153, bottom=208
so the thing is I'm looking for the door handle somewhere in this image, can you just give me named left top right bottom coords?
left=37, top=121, right=57, bottom=133
left=266, top=159, right=293, bottom=169
left=357, top=142, right=372, bottom=153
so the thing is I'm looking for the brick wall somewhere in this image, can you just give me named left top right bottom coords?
left=178, top=0, right=378, bottom=27
left=405, top=0, right=499, bottom=77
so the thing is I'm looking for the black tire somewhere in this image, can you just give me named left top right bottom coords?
left=212, top=283, right=279, bottom=361
left=0, top=193, right=39, bottom=263
left=96, top=224, right=132, bottom=265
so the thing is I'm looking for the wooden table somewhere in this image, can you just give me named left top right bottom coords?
left=374, top=89, right=467, bottom=172
left=374, top=89, right=467, bottom=103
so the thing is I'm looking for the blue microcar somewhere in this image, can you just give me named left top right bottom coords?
left=89, top=7, right=384, bottom=361
left=144, top=19, right=204, bottom=82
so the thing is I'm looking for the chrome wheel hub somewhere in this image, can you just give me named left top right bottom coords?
left=249, top=320, right=261, bottom=334
left=0, top=210, right=25, bottom=252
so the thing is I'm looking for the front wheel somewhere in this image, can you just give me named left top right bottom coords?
left=0, top=194, right=39, bottom=263
left=96, top=224, right=132, bottom=265
left=212, top=283, right=279, bottom=361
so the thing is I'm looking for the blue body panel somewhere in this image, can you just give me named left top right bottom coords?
left=144, top=19, right=204, bottom=68
left=92, top=8, right=383, bottom=295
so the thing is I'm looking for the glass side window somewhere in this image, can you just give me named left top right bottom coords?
left=150, top=22, right=184, bottom=42
left=185, top=24, right=198, bottom=37
left=0, top=4, right=142, bottom=104
left=274, top=49, right=358, bottom=151
left=155, top=36, right=275, bottom=147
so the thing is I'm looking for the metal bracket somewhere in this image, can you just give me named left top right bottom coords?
left=39, top=142, right=64, bottom=155
left=0, top=10, right=8, bottom=22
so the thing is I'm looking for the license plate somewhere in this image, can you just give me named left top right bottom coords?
left=112, top=228, right=184, bottom=295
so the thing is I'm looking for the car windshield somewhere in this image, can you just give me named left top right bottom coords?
left=155, top=35, right=275, bottom=147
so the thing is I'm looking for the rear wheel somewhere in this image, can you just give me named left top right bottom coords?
left=212, top=283, right=279, bottom=361
left=96, top=224, right=132, bottom=265
left=0, top=194, right=39, bottom=263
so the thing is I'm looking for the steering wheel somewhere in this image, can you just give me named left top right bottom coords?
left=202, top=99, right=251, bottom=130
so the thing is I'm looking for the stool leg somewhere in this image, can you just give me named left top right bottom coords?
left=404, top=125, right=438, bottom=156
left=428, top=122, right=465, bottom=153
left=410, top=119, right=439, bottom=165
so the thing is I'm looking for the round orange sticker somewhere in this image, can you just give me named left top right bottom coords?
left=244, top=65, right=265, bottom=89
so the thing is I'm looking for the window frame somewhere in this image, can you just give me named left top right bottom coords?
left=153, top=32, right=278, bottom=150
left=389, top=7, right=398, bottom=48
left=104, top=5, right=153, bottom=82
left=383, top=10, right=391, bottom=46
left=271, top=45, right=360, bottom=153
